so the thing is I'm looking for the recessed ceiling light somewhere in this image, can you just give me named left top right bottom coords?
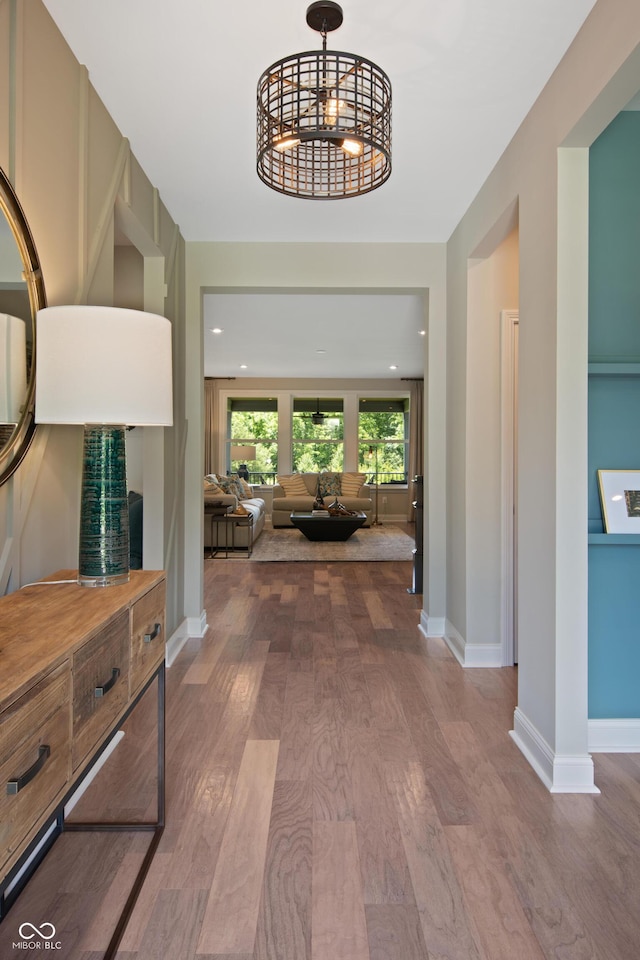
left=419, top=330, right=425, bottom=336
left=316, top=349, right=327, bottom=355
left=240, top=364, right=248, bottom=369
left=389, top=364, right=398, bottom=370
left=210, top=327, right=223, bottom=334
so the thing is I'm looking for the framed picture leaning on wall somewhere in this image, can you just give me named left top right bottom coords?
left=598, top=469, right=640, bottom=533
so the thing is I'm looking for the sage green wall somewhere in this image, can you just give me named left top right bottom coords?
left=0, top=0, right=187, bottom=638
left=446, top=0, right=640, bottom=787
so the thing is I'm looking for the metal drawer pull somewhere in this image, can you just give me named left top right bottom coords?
left=7, top=744, right=51, bottom=795
left=144, top=623, right=162, bottom=644
left=94, top=667, right=120, bottom=698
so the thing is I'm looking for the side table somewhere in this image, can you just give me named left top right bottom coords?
left=208, top=511, right=254, bottom=558
left=205, top=502, right=232, bottom=559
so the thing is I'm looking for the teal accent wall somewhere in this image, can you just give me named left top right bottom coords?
left=588, top=111, right=640, bottom=719
left=589, top=545, right=640, bottom=718
left=589, top=112, right=640, bottom=359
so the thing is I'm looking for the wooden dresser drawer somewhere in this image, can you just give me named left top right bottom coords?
left=130, top=582, right=166, bottom=695
left=0, top=663, right=71, bottom=874
left=72, top=611, right=130, bottom=770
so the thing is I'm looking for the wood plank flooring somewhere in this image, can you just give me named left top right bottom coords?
left=2, top=555, right=640, bottom=959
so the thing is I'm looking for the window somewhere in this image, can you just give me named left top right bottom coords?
left=227, top=397, right=278, bottom=483
left=292, top=398, right=344, bottom=473
left=217, top=390, right=411, bottom=481
left=358, top=398, right=408, bottom=483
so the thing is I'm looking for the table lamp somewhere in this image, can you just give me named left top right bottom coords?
left=35, top=305, right=173, bottom=587
left=230, top=444, right=256, bottom=480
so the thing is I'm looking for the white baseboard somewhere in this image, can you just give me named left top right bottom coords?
left=418, top=614, right=502, bottom=666
left=439, top=620, right=503, bottom=667
left=418, top=610, right=445, bottom=637
left=166, top=611, right=208, bottom=667
left=588, top=718, right=640, bottom=752
left=510, top=707, right=599, bottom=793
left=443, top=621, right=466, bottom=664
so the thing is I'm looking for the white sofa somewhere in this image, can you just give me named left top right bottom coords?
left=271, top=472, right=373, bottom=527
left=204, top=477, right=266, bottom=549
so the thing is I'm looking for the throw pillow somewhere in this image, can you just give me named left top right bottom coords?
left=318, top=472, right=342, bottom=498
left=231, top=501, right=249, bottom=516
left=204, top=478, right=224, bottom=494
left=277, top=473, right=309, bottom=496
left=216, top=475, right=245, bottom=498
left=238, top=477, right=253, bottom=499
left=341, top=472, right=367, bottom=497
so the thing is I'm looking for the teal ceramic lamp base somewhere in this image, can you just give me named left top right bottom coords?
left=78, top=425, right=130, bottom=587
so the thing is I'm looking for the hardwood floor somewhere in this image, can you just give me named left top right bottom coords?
left=2, top=556, right=640, bottom=959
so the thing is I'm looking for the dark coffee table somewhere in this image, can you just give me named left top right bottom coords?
left=290, top=511, right=367, bottom=541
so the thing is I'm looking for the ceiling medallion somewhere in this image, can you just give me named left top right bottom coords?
left=257, top=2, right=392, bottom=199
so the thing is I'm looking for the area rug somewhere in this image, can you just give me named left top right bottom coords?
left=248, top=524, right=415, bottom=562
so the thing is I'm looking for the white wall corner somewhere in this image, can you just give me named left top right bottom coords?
left=419, top=609, right=445, bottom=638
left=166, top=611, right=208, bottom=667
left=443, top=620, right=466, bottom=664
left=588, top=719, right=640, bottom=753
left=438, top=620, right=502, bottom=667
left=510, top=707, right=599, bottom=793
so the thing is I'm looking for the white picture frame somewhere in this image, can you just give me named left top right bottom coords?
left=597, top=469, right=640, bottom=533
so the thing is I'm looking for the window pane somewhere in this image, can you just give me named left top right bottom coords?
left=227, top=399, right=278, bottom=483
left=358, top=409, right=405, bottom=440
left=292, top=443, right=344, bottom=473
left=293, top=399, right=344, bottom=441
left=358, top=398, right=408, bottom=483
left=359, top=443, right=407, bottom=484
left=230, top=409, right=278, bottom=440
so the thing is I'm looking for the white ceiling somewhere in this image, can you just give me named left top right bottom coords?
left=203, top=291, right=426, bottom=378
left=42, top=0, right=598, bottom=377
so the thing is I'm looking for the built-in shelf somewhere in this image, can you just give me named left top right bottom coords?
left=588, top=533, right=640, bottom=544
left=588, top=361, right=640, bottom=376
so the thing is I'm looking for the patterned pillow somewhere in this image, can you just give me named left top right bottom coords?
left=277, top=473, right=310, bottom=496
left=238, top=477, right=253, bottom=499
left=204, top=476, right=224, bottom=494
left=204, top=481, right=224, bottom=495
left=216, top=475, right=245, bottom=498
left=341, top=472, right=366, bottom=497
left=318, top=472, right=342, bottom=498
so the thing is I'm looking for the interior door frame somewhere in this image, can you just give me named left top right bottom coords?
left=501, top=309, right=519, bottom=665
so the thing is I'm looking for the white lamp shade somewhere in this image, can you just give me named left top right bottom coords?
left=0, top=314, right=27, bottom=424
left=230, top=445, right=256, bottom=460
left=35, top=305, right=173, bottom=426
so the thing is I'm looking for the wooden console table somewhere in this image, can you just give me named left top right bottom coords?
left=0, top=569, right=166, bottom=958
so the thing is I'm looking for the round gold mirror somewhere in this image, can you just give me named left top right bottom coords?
left=0, top=168, right=46, bottom=484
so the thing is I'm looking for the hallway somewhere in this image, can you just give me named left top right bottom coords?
left=3, top=558, right=640, bottom=959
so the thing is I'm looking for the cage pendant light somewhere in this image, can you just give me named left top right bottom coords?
left=257, top=2, right=392, bottom=199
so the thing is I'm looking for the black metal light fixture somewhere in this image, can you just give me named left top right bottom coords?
left=257, top=1, right=392, bottom=199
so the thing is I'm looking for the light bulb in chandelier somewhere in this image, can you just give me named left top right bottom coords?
left=324, top=97, right=346, bottom=122
left=338, top=138, right=364, bottom=157
left=274, top=134, right=301, bottom=152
